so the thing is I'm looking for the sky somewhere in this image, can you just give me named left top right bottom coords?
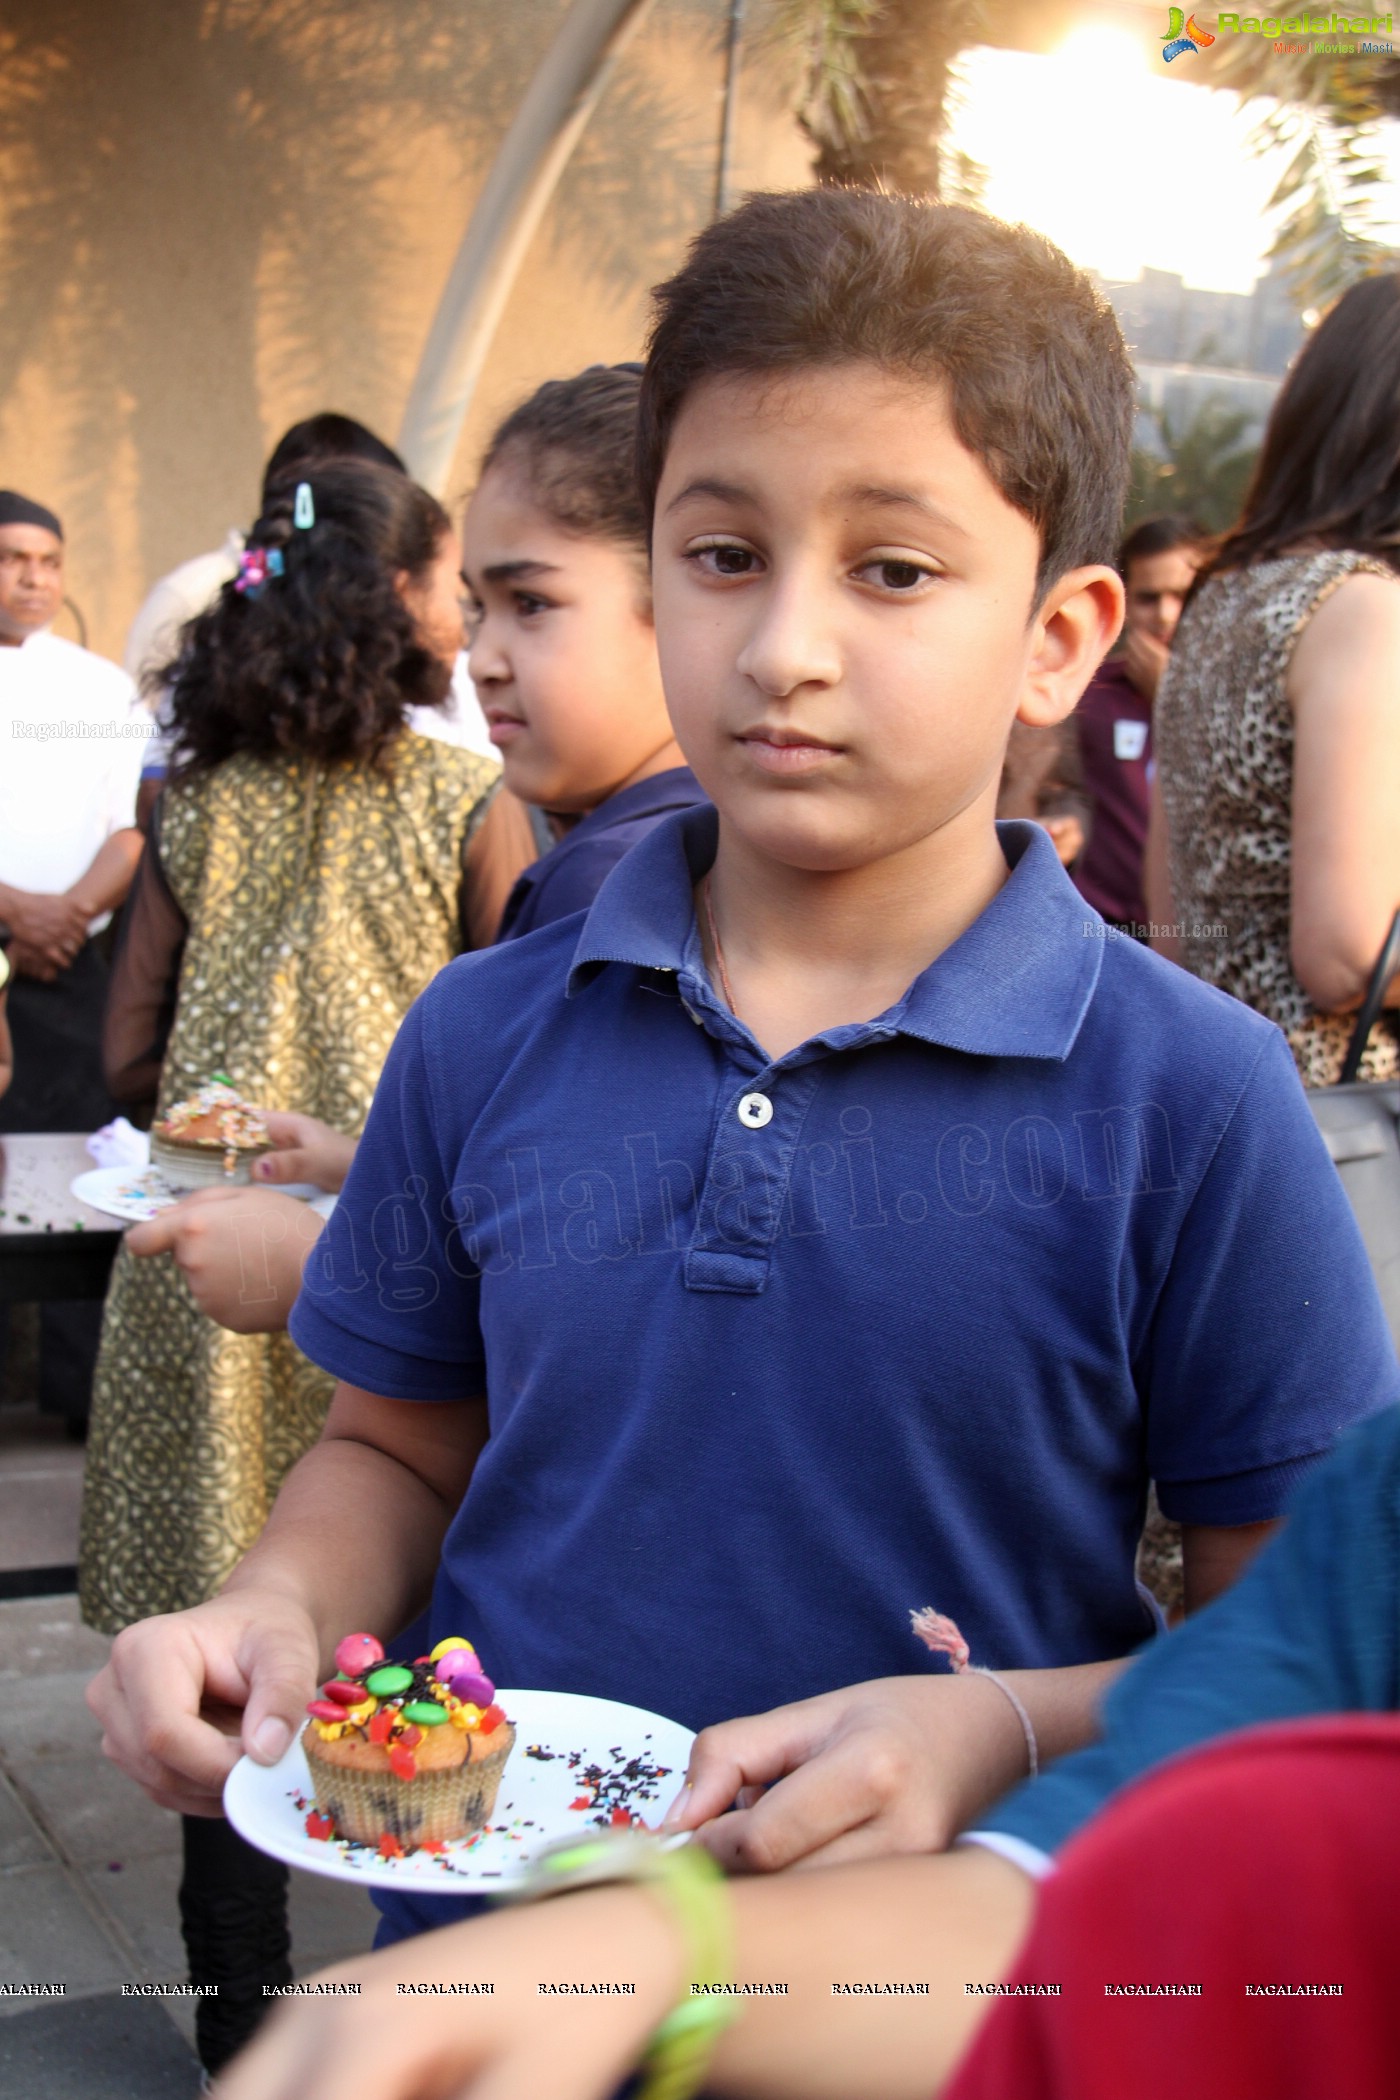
left=945, top=24, right=1400, bottom=294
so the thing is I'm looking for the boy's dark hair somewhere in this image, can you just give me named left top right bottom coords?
left=639, top=189, right=1136, bottom=598
left=1119, top=513, right=1208, bottom=575
left=166, top=460, right=451, bottom=776
left=481, top=366, right=648, bottom=573
left=261, top=413, right=406, bottom=506
left=1202, top=273, right=1400, bottom=582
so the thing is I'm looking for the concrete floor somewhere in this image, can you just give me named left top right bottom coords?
left=0, top=1390, right=377, bottom=2096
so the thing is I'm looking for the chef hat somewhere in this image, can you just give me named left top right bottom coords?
left=0, top=490, right=63, bottom=541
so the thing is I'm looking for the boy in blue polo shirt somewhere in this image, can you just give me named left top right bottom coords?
left=90, top=192, right=1396, bottom=1949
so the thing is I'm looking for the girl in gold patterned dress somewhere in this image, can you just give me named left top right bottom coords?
left=82, top=461, right=506, bottom=1632
left=78, top=462, right=510, bottom=2071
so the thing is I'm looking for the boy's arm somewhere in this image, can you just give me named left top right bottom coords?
left=87, top=1380, right=488, bottom=1815
left=222, top=1847, right=1034, bottom=2100
left=1179, top=1516, right=1277, bottom=1613
left=664, top=1658, right=1127, bottom=1873
left=125, top=1186, right=328, bottom=1333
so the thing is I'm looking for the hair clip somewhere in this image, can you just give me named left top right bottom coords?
left=233, top=546, right=285, bottom=597
left=293, top=482, right=315, bottom=530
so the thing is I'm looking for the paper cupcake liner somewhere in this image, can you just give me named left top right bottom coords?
left=150, top=1136, right=267, bottom=1192
left=308, top=1725, right=516, bottom=1848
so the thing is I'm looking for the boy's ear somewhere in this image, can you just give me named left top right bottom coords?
left=1016, top=566, right=1125, bottom=729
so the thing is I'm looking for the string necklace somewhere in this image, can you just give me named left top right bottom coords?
left=701, top=876, right=742, bottom=1022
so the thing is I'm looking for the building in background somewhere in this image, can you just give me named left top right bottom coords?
left=1103, top=260, right=1305, bottom=451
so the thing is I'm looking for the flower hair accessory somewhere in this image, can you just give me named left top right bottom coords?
left=233, top=546, right=285, bottom=597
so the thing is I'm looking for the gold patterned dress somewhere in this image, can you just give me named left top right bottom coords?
left=79, top=733, right=498, bottom=1633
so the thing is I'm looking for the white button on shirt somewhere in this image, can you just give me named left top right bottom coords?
left=737, top=1091, right=774, bottom=1128
left=0, top=630, right=146, bottom=931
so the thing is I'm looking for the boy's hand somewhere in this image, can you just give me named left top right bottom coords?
left=1123, top=626, right=1170, bottom=703
left=219, top=1887, right=682, bottom=2100
left=126, top=1185, right=324, bottom=1331
left=661, top=1675, right=1033, bottom=1873
left=251, top=1110, right=358, bottom=1193
left=86, top=1587, right=321, bottom=1817
left=1041, top=814, right=1084, bottom=867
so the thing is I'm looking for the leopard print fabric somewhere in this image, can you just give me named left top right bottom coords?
left=1155, top=551, right=1399, bottom=1088
left=80, top=735, right=497, bottom=1634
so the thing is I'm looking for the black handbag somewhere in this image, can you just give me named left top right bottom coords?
left=1307, top=909, right=1400, bottom=1350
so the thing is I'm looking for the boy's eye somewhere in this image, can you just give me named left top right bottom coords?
left=857, top=557, right=936, bottom=593
left=687, top=542, right=760, bottom=578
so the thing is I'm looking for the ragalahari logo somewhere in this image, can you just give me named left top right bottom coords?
left=1162, top=7, right=1217, bottom=54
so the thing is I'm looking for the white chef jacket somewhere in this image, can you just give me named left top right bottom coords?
left=0, top=631, right=147, bottom=931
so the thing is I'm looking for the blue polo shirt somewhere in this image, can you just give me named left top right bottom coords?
left=289, top=809, right=1395, bottom=1824
left=497, top=765, right=706, bottom=940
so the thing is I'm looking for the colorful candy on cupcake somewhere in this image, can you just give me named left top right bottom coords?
left=150, top=1078, right=272, bottom=1192
left=301, top=1633, right=515, bottom=1855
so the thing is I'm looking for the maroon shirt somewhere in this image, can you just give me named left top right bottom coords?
left=1073, top=658, right=1152, bottom=926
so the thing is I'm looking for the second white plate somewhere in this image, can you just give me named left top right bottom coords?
left=71, top=1165, right=333, bottom=1225
left=70, top=1165, right=178, bottom=1223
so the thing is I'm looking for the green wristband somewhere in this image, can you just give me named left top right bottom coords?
left=634, top=1843, right=735, bottom=2100
left=499, top=1832, right=735, bottom=2100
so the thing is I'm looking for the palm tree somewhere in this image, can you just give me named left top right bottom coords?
left=760, top=0, right=984, bottom=196
left=1210, top=40, right=1400, bottom=307
left=0, top=0, right=707, bottom=527
left=1127, top=398, right=1259, bottom=536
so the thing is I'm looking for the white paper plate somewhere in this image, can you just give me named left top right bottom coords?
left=70, top=1166, right=333, bottom=1225
left=69, top=1165, right=179, bottom=1223
left=223, top=1689, right=693, bottom=1891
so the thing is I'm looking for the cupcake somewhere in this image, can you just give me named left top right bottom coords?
left=151, top=1080, right=272, bottom=1192
left=301, top=1633, right=515, bottom=1851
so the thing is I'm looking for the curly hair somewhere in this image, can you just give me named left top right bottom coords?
left=164, top=460, right=453, bottom=776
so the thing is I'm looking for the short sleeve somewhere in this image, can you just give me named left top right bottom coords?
left=1144, top=1026, right=1399, bottom=1523
left=288, top=994, right=487, bottom=1400
left=972, top=1405, right=1400, bottom=1860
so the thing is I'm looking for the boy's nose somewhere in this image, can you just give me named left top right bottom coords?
left=734, top=578, right=841, bottom=698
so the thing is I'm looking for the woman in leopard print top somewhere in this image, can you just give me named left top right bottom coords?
left=1153, top=277, right=1400, bottom=1088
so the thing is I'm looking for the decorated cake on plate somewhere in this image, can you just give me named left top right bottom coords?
left=302, top=1634, right=515, bottom=1853
left=150, top=1080, right=272, bottom=1191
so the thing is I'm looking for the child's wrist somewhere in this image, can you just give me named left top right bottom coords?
left=503, top=1835, right=737, bottom=2100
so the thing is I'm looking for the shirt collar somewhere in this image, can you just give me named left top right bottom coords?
left=555, top=765, right=703, bottom=847
left=0, top=626, right=54, bottom=657
left=569, top=807, right=1101, bottom=1063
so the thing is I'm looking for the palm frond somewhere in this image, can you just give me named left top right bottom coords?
left=1210, top=40, right=1396, bottom=307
